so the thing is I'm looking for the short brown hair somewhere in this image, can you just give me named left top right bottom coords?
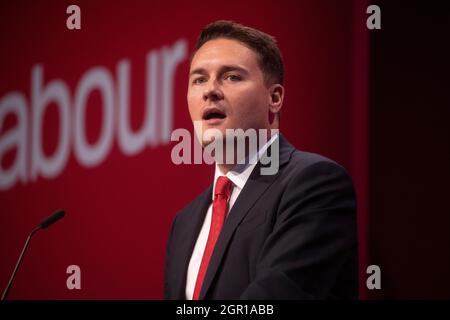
left=194, top=20, right=284, bottom=86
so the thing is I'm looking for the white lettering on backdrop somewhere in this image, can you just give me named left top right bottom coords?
left=0, top=39, right=188, bottom=190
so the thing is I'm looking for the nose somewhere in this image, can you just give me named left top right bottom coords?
left=203, top=79, right=223, bottom=102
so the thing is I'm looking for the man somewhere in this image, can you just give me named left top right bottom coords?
left=165, top=20, right=357, bottom=300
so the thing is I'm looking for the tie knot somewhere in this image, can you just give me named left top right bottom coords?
left=214, top=176, right=233, bottom=198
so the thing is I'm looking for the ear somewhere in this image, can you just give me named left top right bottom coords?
left=268, top=84, right=284, bottom=123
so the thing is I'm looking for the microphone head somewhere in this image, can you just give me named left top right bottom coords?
left=39, top=210, right=66, bottom=229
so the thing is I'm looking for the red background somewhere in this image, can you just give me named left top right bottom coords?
left=0, top=0, right=368, bottom=299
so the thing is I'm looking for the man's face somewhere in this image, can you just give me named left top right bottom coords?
left=187, top=38, right=271, bottom=146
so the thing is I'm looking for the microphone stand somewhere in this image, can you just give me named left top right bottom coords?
left=1, top=226, right=42, bottom=300
left=1, top=209, right=65, bottom=300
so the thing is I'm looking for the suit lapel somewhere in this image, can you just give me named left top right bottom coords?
left=199, top=134, right=295, bottom=299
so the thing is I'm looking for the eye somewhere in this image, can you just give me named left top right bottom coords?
left=225, top=74, right=242, bottom=82
left=192, top=77, right=207, bottom=85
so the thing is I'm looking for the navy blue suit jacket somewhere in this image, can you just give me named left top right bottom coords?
left=165, top=134, right=357, bottom=299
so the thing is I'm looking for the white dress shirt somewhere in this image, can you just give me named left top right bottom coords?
left=185, top=133, right=278, bottom=299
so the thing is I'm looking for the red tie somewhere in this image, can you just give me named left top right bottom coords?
left=192, top=176, right=233, bottom=300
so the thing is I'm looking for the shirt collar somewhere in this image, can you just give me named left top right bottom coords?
left=212, top=133, right=279, bottom=198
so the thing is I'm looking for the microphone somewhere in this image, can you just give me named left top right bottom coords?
left=39, top=209, right=65, bottom=229
left=1, top=209, right=66, bottom=300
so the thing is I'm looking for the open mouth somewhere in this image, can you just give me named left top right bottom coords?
left=202, top=108, right=226, bottom=121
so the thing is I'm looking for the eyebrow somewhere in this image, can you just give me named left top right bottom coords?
left=189, top=65, right=249, bottom=78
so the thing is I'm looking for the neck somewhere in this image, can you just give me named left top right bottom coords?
left=217, top=163, right=235, bottom=174
left=215, top=129, right=278, bottom=174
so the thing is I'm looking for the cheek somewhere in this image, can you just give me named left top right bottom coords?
left=187, top=92, right=201, bottom=119
left=232, top=88, right=268, bottom=120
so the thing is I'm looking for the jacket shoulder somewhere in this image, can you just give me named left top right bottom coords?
left=279, top=147, right=355, bottom=195
left=288, top=149, right=348, bottom=175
